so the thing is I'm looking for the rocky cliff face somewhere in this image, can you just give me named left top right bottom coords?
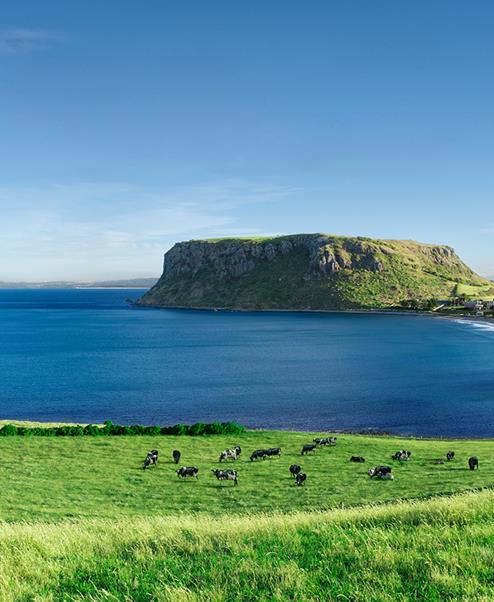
left=158, top=235, right=389, bottom=281
left=138, top=234, right=490, bottom=310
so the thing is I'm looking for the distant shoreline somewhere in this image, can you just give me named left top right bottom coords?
left=134, top=302, right=494, bottom=322
left=0, top=286, right=151, bottom=290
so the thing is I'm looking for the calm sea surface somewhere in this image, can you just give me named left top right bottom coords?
left=1, top=288, right=493, bottom=436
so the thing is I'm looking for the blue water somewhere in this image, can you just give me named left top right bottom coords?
left=0, top=288, right=494, bottom=436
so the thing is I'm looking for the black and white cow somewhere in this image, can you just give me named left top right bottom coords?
left=143, top=449, right=158, bottom=469
left=176, top=466, right=199, bottom=478
left=301, top=444, right=317, bottom=455
left=219, top=448, right=239, bottom=462
left=392, top=450, right=411, bottom=461
left=368, top=466, right=393, bottom=479
left=468, top=456, right=479, bottom=470
left=250, top=449, right=266, bottom=462
left=295, top=472, right=307, bottom=486
left=212, top=468, right=238, bottom=486
left=350, top=456, right=366, bottom=463
left=172, top=449, right=181, bottom=464
left=313, top=436, right=337, bottom=446
left=446, top=451, right=455, bottom=461
left=289, top=464, right=301, bottom=477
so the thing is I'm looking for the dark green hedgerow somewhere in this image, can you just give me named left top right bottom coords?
left=0, top=421, right=245, bottom=437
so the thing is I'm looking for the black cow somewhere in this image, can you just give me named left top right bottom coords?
left=250, top=449, right=266, bottom=461
left=172, top=450, right=181, bottom=464
left=289, top=464, right=301, bottom=477
left=350, top=456, right=366, bottom=463
left=468, top=456, right=479, bottom=470
left=446, top=451, right=455, bottom=461
left=233, top=445, right=241, bottom=457
left=265, top=447, right=281, bottom=457
left=212, top=468, right=238, bottom=486
left=143, top=449, right=158, bottom=469
left=368, top=466, right=393, bottom=479
left=295, top=472, right=307, bottom=486
left=301, top=444, right=316, bottom=455
left=176, top=466, right=199, bottom=478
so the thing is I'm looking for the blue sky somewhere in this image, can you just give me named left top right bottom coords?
left=1, top=1, right=493, bottom=280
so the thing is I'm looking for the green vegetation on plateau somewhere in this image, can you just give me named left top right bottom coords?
left=138, top=234, right=493, bottom=310
left=3, top=428, right=494, bottom=599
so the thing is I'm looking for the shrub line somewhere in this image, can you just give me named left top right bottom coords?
left=0, top=420, right=245, bottom=437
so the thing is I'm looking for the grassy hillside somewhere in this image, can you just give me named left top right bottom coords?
left=1, top=430, right=494, bottom=522
left=3, top=429, right=494, bottom=599
left=139, top=234, right=494, bottom=310
left=2, top=490, right=494, bottom=600
left=456, top=282, right=494, bottom=299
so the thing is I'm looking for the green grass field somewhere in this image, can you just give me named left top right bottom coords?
left=1, top=430, right=493, bottom=522
left=2, top=429, right=494, bottom=600
left=456, top=282, right=494, bottom=299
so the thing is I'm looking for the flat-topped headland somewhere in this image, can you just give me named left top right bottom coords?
left=137, top=234, right=493, bottom=311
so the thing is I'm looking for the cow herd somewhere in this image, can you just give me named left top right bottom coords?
left=366, top=449, right=479, bottom=480
left=141, top=438, right=481, bottom=488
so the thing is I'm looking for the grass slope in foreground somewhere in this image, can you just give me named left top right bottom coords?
left=2, top=430, right=494, bottom=600
left=138, top=234, right=494, bottom=310
left=2, top=490, right=494, bottom=600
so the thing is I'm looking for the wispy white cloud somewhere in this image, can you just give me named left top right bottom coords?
left=0, top=180, right=298, bottom=280
left=0, top=28, right=61, bottom=54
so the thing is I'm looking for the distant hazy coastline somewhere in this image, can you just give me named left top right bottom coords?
left=0, top=278, right=157, bottom=289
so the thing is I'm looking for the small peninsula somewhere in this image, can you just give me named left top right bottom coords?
left=137, top=234, right=493, bottom=310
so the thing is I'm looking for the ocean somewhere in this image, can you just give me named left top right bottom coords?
left=0, top=288, right=493, bottom=436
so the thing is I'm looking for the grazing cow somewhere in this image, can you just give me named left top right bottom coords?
left=301, top=444, right=317, bottom=455
left=212, top=468, right=238, bottom=486
left=468, top=456, right=479, bottom=470
left=142, top=449, right=158, bottom=469
left=219, top=448, right=238, bottom=462
left=314, top=436, right=337, bottom=446
left=350, top=456, right=366, bottom=463
left=265, top=447, right=281, bottom=457
left=368, top=466, right=393, bottom=479
left=290, top=464, right=301, bottom=477
left=250, top=449, right=266, bottom=461
left=176, top=466, right=199, bottom=479
left=392, top=450, right=411, bottom=461
left=295, top=472, right=307, bottom=486
left=446, top=451, right=455, bottom=461
left=172, top=449, right=181, bottom=464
